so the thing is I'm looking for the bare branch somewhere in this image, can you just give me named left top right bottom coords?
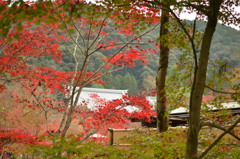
left=53, top=30, right=77, bottom=61
left=83, top=65, right=124, bottom=87
left=89, top=41, right=150, bottom=57
left=199, top=118, right=240, bottom=159
left=71, top=20, right=86, bottom=48
left=205, top=85, right=239, bottom=95
left=168, top=7, right=198, bottom=68
left=85, top=24, right=160, bottom=83
left=65, top=29, right=85, bottom=56
left=79, top=129, right=98, bottom=143
left=86, top=20, right=93, bottom=49
left=88, top=17, right=108, bottom=50
left=20, top=82, right=51, bottom=135
left=200, top=122, right=240, bottom=141
left=167, top=7, right=199, bottom=115
left=73, top=33, right=80, bottom=57
left=58, top=16, right=85, bottom=56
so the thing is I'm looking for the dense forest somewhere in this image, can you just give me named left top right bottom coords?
left=32, top=21, right=240, bottom=95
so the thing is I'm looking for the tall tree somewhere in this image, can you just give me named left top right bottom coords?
left=186, top=1, right=223, bottom=157
left=164, top=0, right=239, bottom=158
left=156, top=0, right=170, bottom=132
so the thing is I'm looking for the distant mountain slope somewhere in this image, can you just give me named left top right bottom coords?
left=32, top=21, right=240, bottom=93
left=211, top=23, right=240, bottom=67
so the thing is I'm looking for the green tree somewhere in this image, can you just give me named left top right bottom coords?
left=130, top=75, right=138, bottom=96
left=123, top=73, right=138, bottom=96
left=113, top=75, right=124, bottom=89
left=163, top=1, right=239, bottom=158
left=104, top=73, right=114, bottom=89
left=90, top=83, right=104, bottom=88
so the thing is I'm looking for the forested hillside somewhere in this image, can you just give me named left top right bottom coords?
left=33, top=21, right=240, bottom=95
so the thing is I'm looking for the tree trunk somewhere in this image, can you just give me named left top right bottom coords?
left=61, top=87, right=83, bottom=138
left=156, top=1, right=170, bottom=132
left=185, top=1, right=223, bottom=158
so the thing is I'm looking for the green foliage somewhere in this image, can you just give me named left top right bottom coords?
left=205, top=58, right=240, bottom=107
left=165, top=63, right=192, bottom=111
left=30, top=135, right=130, bottom=159
left=122, top=128, right=186, bottom=158
left=29, top=129, right=186, bottom=159
left=90, top=83, right=104, bottom=88
left=17, top=127, right=240, bottom=158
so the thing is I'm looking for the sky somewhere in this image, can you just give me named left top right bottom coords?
left=180, top=6, right=240, bottom=30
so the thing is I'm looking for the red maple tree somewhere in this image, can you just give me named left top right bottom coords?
left=0, top=0, right=159, bottom=146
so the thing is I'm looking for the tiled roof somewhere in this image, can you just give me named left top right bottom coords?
left=77, top=87, right=128, bottom=109
left=82, top=87, right=128, bottom=94
left=146, top=96, right=240, bottom=114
